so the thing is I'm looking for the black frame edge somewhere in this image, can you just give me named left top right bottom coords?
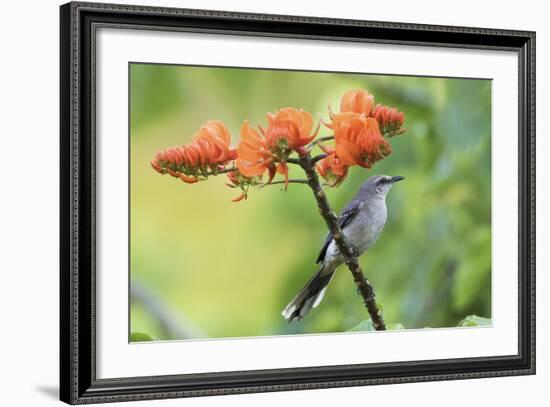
left=517, top=31, right=536, bottom=375
left=60, top=2, right=74, bottom=404
left=60, top=1, right=536, bottom=404
left=69, top=0, right=535, bottom=47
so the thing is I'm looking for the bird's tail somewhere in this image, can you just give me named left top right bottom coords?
left=282, top=265, right=335, bottom=322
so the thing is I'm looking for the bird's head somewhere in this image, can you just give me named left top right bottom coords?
left=360, top=174, right=404, bottom=199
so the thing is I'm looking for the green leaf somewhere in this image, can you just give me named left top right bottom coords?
left=458, top=315, right=491, bottom=327
left=387, top=323, right=405, bottom=331
left=130, top=331, right=155, bottom=342
left=347, top=321, right=405, bottom=332
left=347, top=320, right=374, bottom=332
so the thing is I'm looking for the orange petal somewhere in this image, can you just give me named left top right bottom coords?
left=364, top=117, right=381, bottom=133
left=179, top=174, right=199, bottom=184
left=231, top=193, right=247, bottom=202
left=282, top=120, right=301, bottom=147
left=203, top=120, right=231, bottom=144
left=331, top=112, right=362, bottom=131
left=236, top=158, right=268, bottom=177
left=208, top=135, right=232, bottom=159
left=276, top=108, right=314, bottom=140
left=298, top=109, right=313, bottom=137
left=258, top=124, right=267, bottom=136
left=316, top=160, right=328, bottom=178
left=150, top=160, right=163, bottom=173
left=266, top=112, right=276, bottom=126
left=240, top=120, right=265, bottom=149
left=294, top=134, right=316, bottom=147
left=340, top=89, right=357, bottom=112
left=340, top=89, right=374, bottom=115
left=266, top=163, right=277, bottom=185
left=237, top=141, right=267, bottom=162
left=335, top=140, right=363, bottom=166
left=188, top=145, right=203, bottom=167
left=277, top=162, right=289, bottom=190
left=194, top=139, right=214, bottom=165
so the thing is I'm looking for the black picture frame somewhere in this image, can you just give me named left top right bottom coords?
left=60, top=1, right=536, bottom=404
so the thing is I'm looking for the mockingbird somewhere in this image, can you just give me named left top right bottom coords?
left=282, top=174, right=404, bottom=322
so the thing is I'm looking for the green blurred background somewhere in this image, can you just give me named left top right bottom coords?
left=130, top=63, right=492, bottom=341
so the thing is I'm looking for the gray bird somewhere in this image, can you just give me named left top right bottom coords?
left=282, top=174, right=404, bottom=322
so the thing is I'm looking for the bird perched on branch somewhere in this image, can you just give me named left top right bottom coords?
left=282, top=174, right=404, bottom=322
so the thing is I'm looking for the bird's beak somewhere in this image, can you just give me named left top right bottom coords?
left=391, top=176, right=405, bottom=183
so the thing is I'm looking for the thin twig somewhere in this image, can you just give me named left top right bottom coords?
left=311, top=154, right=328, bottom=164
left=298, top=152, right=386, bottom=330
left=285, top=157, right=302, bottom=165
left=203, top=166, right=238, bottom=176
left=260, top=179, right=309, bottom=188
left=200, top=157, right=307, bottom=179
left=307, top=135, right=334, bottom=151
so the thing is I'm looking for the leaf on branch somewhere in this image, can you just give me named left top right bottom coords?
left=347, top=320, right=405, bottom=332
left=347, top=320, right=374, bottom=332
left=458, top=315, right=491, bottom=327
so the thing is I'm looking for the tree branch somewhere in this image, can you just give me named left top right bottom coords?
left=311, top=153, right=328, bottom=164
left=285, top=157, right=302, bottom=165
left=203, top=166, right=237, bottom=176
left=260, top=179, right=310, bottom=188
left=298, top=152, right=386, bottom=330
left=202, top=158, right=302, bottom=178
left=307, top=135, right=334, bottom=151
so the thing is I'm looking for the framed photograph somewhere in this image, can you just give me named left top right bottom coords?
left=60, top=1, right=536, bottom=404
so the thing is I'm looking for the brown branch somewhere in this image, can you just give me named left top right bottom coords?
left=307, top=135, right=334, bottom=151
left=200, top=157, right=305, bottom=178
left=298, top=152, right=386, bottom=330
left=260, top=179, right=309, bottom=188
left=203, top=166, right=238, bottom=176
left=285, top=157, right=302, bottom=165
left=311, top=153, right=328, bottom=164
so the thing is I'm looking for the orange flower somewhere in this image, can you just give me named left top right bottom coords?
left=151, top=120, right=237, bottom=183
left=236, top=121, right=275, bottom=178
left=372, top=104, right=405, bottom=136
left=334, top=115, right=391, bottom=168
left=327, top=112, right=362, bottom=132
left=237, top=108, right=318, bottom=189
left=263, top=108, right=318, bottom=155
left=339, top=89, right=375, bottom=116
left=193, top=120, right=237, bottom=163
left=316, top=147, right=349, bottom=187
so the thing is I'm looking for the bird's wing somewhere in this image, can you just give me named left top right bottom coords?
left=315, top=203, right=360, bottom=264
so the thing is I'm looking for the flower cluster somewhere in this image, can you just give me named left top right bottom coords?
left=373, top=104, right=405, bottom=137
left=317, top=89, right=405, bottom=185
left=315, top=146, right=348, bottom=187
left=151, top=88, right=405, bottom=200
left=151, top=121, right=237, bottom=183
left=237, top=108, right=319, bottom=189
